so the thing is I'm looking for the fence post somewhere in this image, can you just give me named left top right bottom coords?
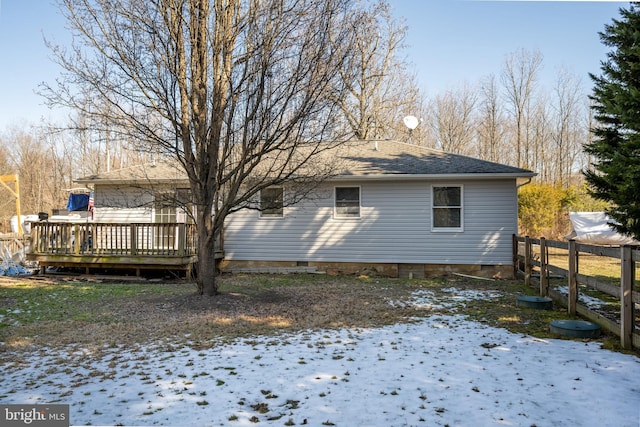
left=620, top=245, right=634, bottom=349
left=524, top=236, right=532, bottom=286
left=512, top=234, right=518, bottom=278
left=540, top=237, right=548, bottom=296
left=568, top=239, right=578, bottom=315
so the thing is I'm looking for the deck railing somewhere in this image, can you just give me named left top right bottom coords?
left=0, top=233, right=28, bottom=256
left=29, top=222, right=197, bottom=257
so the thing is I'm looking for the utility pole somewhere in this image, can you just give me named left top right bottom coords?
left=0, top=174, right=22, bottom=233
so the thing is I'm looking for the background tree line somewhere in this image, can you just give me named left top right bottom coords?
left=0, top=0, right=606, bottom=242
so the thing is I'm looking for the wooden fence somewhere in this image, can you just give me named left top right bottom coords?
left=0, top=233, right=29, bottom=258
left=514, top=235, right=639, bottom=350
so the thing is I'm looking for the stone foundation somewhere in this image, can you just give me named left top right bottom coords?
left=218, top=259, right=514, bottom=279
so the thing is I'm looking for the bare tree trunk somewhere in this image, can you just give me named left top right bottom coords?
left=196, top=209, right=219, bottom=296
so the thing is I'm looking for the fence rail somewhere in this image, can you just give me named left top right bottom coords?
left=0, top=233, right=29, bottom=258
left=514, top=235, right=639, bottom=350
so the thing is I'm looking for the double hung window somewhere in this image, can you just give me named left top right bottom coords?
left=260, top=187, right=284, bottom=218
left=432, top=186, right=463, bottom=231
left=335, top=187, right=360, bottom=218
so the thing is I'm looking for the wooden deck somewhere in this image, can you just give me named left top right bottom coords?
left=27, top=222, right=218, bottom=276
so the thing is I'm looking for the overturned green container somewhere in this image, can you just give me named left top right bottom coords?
left=550, top=320, right=601, bottom=339
left=516, top=295, right=553, bottom=310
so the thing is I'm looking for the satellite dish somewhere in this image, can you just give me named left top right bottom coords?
left=403, top=115, right=419, bottom=130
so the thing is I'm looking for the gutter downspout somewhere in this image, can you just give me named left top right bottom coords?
left=517, top=177, right=533, bottom=188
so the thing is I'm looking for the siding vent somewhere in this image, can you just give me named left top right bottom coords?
left=398, top=264, right=425, bottom=279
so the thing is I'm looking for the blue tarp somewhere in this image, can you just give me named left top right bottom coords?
left=66, top=193, right=90, bottom=211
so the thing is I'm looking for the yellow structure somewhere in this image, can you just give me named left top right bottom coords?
left=0, top=174, right=22, bottom=234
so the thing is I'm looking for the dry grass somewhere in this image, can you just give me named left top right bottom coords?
left=0, top=272, right=630, bottom=357
left=538, top=245, right=640, bottom=285
left=0, top=274, right=425, bottom=352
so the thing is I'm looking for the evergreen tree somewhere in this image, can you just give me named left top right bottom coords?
left=584, top=3, right=640, bottom=239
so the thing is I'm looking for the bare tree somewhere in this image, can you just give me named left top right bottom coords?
left=43, top=0, right=362, bottom=295
left=0, top=132, right=12, bottom=174
left=333, top=0, right=423, bottom=141
left=0, top=126, right=66, bottom=216
left=0, top=134, right=16, bottom=229
left=476, top=74, right=505, bottom=163
left=527, top=94, right=552, bottom=181
left=68, top=108, right=153, bottom=177
left=501, top=48, right=543, bottom=168
left=428, top=84, right=477, bottom=155
left=551, top=67, right=584, bottom=186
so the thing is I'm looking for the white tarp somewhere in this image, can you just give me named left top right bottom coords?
left=565, top=212, right=640, bottom=246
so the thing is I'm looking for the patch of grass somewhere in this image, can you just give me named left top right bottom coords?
left=0, top=280, right=181, bottom=326
left=250, top=402, right=269, bottom=414
left=545, top=250, right=640, bottom=286
left=0, top=274, right=422, bottom=350
left=0, top=273, right=632, bottom=356
left=448, top=281, right=571, bottom=338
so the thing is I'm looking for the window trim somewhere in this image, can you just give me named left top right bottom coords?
left=334, top=186, right=361, bottom=219
left=431, top=184, right=463, bottom=232
left=259, top=186, right=284, bottom=218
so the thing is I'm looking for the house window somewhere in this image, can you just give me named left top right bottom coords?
left=335, top=187, right=360, bottom=218
left=176, top=188, right=194, bottom=223
left=432, top=186, right=463, bottom=231
left=260, top=187, right=284, bottom=217
left=154, top=193, right=177, bottom=223
left=154, top=193, right=177, bottom=248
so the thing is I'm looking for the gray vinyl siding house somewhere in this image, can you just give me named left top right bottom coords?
left=74, top=140, right=535, bottom=278
left=225, top=179, right=516, bottom=264
left=220, top=140, right=535, bottom=278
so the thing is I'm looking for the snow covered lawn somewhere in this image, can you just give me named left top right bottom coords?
left=2, top=289, right=639, bottom=427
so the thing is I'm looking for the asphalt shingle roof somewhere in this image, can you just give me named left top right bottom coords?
left=75, top=161, right=188, bottom=184
left=75, top=140, right=535, bottom=184
left=336, top=140, right=534, bottom=176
